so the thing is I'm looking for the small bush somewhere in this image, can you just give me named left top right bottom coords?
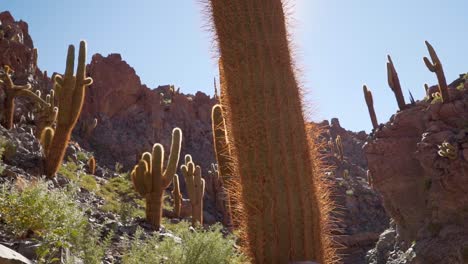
left=122, top=222, right=247, bottom=264
left=0, top=180, right=111, bottom=263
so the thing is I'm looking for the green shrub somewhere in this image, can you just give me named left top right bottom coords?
left=76, top=151, right=89, bottom=162
left=122, top=222, right=247, bottom=264
left=0, top=180, right=111, bottom=262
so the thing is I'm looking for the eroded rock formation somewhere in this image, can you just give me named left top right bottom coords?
left=365, top=77, right=468, bottom=263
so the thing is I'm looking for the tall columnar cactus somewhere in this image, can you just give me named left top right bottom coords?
left=211, top=104, right=233, bottom=226
left=181, top=155, right=205, bottom=226
left=0, top=65, right=47, bottom=129
left=335, top=135, right=344, bottom=161
left=387, top=55, right=406, bottom=110
left=172, top=174, right=182, bottom=218
left=88, top=156, right=96, bottom=175
left=363, top=85, right=378, bottom=129
left=423, top=41, right=450, bottom=102
left=131, top=128, right=182, bottom=229
left=44, top=41, right=93, bottom=178
left=208, top=0, right=333, bottom=262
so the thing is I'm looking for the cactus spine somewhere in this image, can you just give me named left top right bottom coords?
left=88, top=156, right=96, bottom=175
left=211, top=104, right=233, bottom=226
left=44, top=41, right=93, bottom=178
left=172, top=174, right=182, bottom=218
left=181, top=155, right=205, bottom=226
left=131, top=128, right=182, bottom=229
left=208, top=1, right=333, bottom=262
left=0, top=65, right=47, bottom=129
left=387, top=55, right=406, bottom=110
left=363, top=85, right=378, bottom=129
left=423, top=41, right=450, bottom=102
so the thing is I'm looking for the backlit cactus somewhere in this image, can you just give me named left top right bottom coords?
left=208, top=0, right=334, bottom=262
left=131, top=128, right=182, bottom=229
left=211, top=104, right=233, bottom=226
left=363, top=85, right=378, bottom=129
left=423, top=41, right=450, bottom=103
left=387, top=55, right=406, bottom=110
left=44, top=41, right=93, bottom=178
left=0, top=65, right=47, bottom=129
left=40, top=126, right=54, bottom=157
left=181, top=154, right=205, bottom=226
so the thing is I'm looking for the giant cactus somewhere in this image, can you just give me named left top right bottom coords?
left=0, top=65, right=47, bottom=129
left=423, top=41, right=450, bottom=102
left=131, top=128, right=182, bottom=229
left=35, top=87, right=58, bottom=137
left=207, top=1, right=333, bottom=262
left=44, top=41, right=93, bottom=178
left=181, top=154, right=205, bottom=226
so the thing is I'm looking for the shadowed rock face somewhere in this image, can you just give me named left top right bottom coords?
left=365, top=80, right=468, bottom=264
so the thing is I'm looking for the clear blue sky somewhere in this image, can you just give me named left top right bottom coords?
left=3, top=1, right=467, bottom=132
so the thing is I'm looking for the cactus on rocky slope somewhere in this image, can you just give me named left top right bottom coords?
left=131, top=128, right=182, bottom=229
left=207, top=0, right=334, bottom=262
left=181, top=154, right=205, bottom=226
left=387, top=55, right=406, bottom=110
left=423, top=41, right=450, bottom=102
left=88, top=156, right=96, bottom=175
left=44, top=41, right=93, bottom=178
left=35, top=87, right=58, bottom=138
left=0, top=65, right=48, bottom=129
left=363, top=85, right=378, bottom=129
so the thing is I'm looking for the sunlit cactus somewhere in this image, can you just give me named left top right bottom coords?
left=207, top=0, right=334, bottom=262
left=181, top=154, right=205, bottom=226
left=44, top=41, right=93, bottom=178
left=131, top=128, right=182, bottom=229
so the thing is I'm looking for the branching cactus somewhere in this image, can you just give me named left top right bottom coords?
left=0, top=65, right=47, bottom=129
left=172, top=174, right=182, bottom=218
left=88, top=156, right=96, bottom=175
left=131, top=128, right=182, bottom=230
left=423, top=41, right=450, bottom=102
left=211, top=104, right=233, bottom=226
left=181, top=155, right=205, bottom=226
left=44, top=41, right=93, bottom=178
left=387, top=55, right=406, bottom=110
left=35, top=87, right=58, bottom=137
left=207, top=0, right=334, bottom=262
left=363, top=85, right=378, bottom=129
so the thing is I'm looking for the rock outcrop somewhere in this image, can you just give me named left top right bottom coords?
left=365, top=76, right=468, bottom=264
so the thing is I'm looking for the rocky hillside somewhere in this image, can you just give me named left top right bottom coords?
left=365, top=67, right=468, bottom=262
left=0, top=11, right=393, bottom=263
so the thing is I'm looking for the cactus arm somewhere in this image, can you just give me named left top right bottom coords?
left=40, top=127, right=54, bottom=156
left=163, top=128, right=182, bottom=185
left=172, top=174, right=182, bottom=218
